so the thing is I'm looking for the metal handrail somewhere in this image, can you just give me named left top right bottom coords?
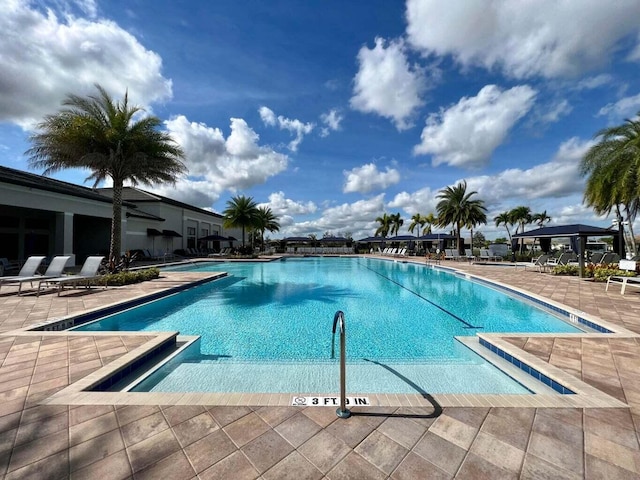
left=332, top=310, right=351, bottom=419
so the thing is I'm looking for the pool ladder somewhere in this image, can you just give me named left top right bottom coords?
left=331, top=310, right=351, bottom=419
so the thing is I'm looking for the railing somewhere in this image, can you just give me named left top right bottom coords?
left=331, top=310, right=351, bottom=419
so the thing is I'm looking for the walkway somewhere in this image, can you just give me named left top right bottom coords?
left=0, top=260, right=639, bottom=479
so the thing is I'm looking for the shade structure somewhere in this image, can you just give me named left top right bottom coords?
left=319, top=236, right=349, bottom=243
left=416, top=233, right=455, bottom=241
left=356, top=236, right=386, bottom=243
left=511, top=224, right=616, bottom=239
left=512, top=223, right=618, bottom=278
left=162, top=229, right=182, bottom=237
left=387, top=235, right=418, bottom=241
left=199, top=234, right=229, bottom=242
left=147, top=228, right=163, bottom=236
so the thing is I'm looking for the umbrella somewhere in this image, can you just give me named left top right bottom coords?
left=356, top=236, right=386, bottom=243
left=199, top=234, right=229, bottom=242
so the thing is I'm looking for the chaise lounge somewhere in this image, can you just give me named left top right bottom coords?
left=37, top=256, right=105, bottom=296
left=0, top=256, right=70, bottom=295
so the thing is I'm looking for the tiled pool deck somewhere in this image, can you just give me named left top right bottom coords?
left=1, top=259, right=640, bottom=478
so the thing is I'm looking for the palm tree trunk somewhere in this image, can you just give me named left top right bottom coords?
left=110, top=179, right=123, bottom=264
left=457, top=222, right=463, bottom=255
left=624, top=207, right=637, bottom=256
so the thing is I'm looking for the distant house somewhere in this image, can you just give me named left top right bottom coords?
left=0, top=166, right=239, bottom=264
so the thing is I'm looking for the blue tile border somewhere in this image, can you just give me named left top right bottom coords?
left=479, top=338, right=576, bottom=394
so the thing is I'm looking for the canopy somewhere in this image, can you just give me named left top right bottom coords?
left=162, top=229, right=182, bottom=237
left=356, top=236, right=387, bottom=243
left=512, top=223, right=618, bottom=278
left=512, top=224, right=616, bottom=238
left=319, top=236, right=349, bottom=243
left=199, top=234, right=229, bottom=242
left=387, top=235, right=418, bottom=241
left=146, top=228, right=163, bottom=236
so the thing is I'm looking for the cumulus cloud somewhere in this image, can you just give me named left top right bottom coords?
left=388, top=187, right=439, bottom=216
left=405, top=0, right=640, bottom=79
left=350, top=37, right=428, bottom=130
left=283, top=194, right=386, bottom=240
left=343, top=163, right=400, bottom=194
left=598, top=92, right=640, bottom=119
left=0, top=1, right=172, bottom=128
left=413, top=85, right=537, bottom=168
left=258, top=106, right=314, bottom=152
left=319, top=109, right=343, bottom=137
left=259, top=191, right=317, bottom=216
left=157, top=115, right=289, bottom=207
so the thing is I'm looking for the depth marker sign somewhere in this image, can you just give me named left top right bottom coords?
left=291, top=396, right=371, bottom=407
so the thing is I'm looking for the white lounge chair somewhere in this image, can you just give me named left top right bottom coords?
left=0, top=256, right=45, bottom=287
left=37, top=256, right=104, bottom=296
left=606, top=259, right=640, bottom=295
left=0, top=256, right=69, bottom=294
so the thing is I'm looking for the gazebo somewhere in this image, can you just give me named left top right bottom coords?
left=512, top=224, right=620, bottom=277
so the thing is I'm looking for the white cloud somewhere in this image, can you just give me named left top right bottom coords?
left=343, top=163, right=400, bottom=194
left=282, top=194, right=386, bottom=240
left=413, top=85, right=537, bottom=168
left=576, top=74, right=613, bottom=90
left=158, top=115, right=289, bottom=206
left=405, top=0, right=640, bottom=79
left=350, top=37, right=428, bottom=130
left=0, top=1, right=172, bottom=128
left=319, top=109, right=343, bottom=137
left=538, top=99, right=572, bottom=124
left=258, top=106, right=314, bottom=152
left=598, top=93, right=640, bottom=119
left=259, top=191, right=317, bottom=216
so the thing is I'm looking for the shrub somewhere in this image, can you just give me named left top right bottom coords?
left=91, top=267, right=160, bottom=286
left=591, top=265, right=635, bottom=282
left=551, top=265, right=579, bottom=276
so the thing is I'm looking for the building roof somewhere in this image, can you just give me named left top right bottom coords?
left=0, top=165, right=117, bottom=205
left=98, top=187, right=223, bottom=219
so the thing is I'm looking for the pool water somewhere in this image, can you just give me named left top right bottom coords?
left=77, top=257, right=580, bottom=394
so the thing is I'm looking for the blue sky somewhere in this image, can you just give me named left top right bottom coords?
left=2, top=0, right=640, bottom=240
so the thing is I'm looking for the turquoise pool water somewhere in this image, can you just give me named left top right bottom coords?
left=77, top=257, right=580, bottom=394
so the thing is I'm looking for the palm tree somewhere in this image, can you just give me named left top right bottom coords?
left=223, top=195, right=259, bottom=248
left=390, top=212, right=404, bottom=236
left=436, top=181, right=487, bottom=255
left=465, top=208, right=488, bottom=256
left=422, top=213, right=437, bottom=235
left=581, top=116, right=640, bottom=255
left=255, top=206, right=280, bottom=252
left=494, top=211, right=513, bottom=244
left=27, top=84, right=186, bottom=263
left=509, top=206, right=532, bottom=254
left=374, top=213, right=392, bottom=237
left=408, top=213, right=425, bottom=235
left=531, top=211, right=551, bottom=228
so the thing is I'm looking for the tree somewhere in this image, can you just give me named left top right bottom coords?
left=223, top=195, right=259, bottom=249
left=27, top=84, right=186, bottom=263
left=408, top=213, right=426, bottom=235
left=423, top=213, right=438, bottom=235
left=532, top=210, right=551, bottom=228
left=581, top=115, right=640, bottom=255
left=374, top=213, right=392, bottom=237
left=473, top=232, right=487, bottom=248
left=255, top=206, right=280, bottom=252
left=390, top=212, right=404, bottom=236
left=436, top=181, right=487, bottom=255
left=494, top=211, right=513, bottom=244
left=509, top=206, right=532, bottom=254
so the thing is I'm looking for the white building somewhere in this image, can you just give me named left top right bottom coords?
left=0, top=166, right=240, bottom=265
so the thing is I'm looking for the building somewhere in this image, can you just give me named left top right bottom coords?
left=0, top=166, right=239, bottom=265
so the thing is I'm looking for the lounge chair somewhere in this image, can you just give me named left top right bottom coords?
left=606, top=259, right=640, bottom=295
left=0, top=256, right=69, bottom=294
left=0, top=256, right=45, bottom=286
left=37, top=256, right=104, bottom=296
left=523, top=254, right=550, bottom=272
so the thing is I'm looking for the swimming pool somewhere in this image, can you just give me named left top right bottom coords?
left=76, top=257, right=581, bottom=394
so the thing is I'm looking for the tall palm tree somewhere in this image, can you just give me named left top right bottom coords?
left=436, top=181, right=487, bottom=255
left=465, top=208, right=488, bottom=255
left=255, top=206, right=280, bottom=252
left=531, top=211, right=551, bottom=228
left=27, top=84, right=186, bottom=263
left=581, top=115, right=640, bottom=255
left=408, top=213, right=426, bottom=235
left=494, top=211, right=513, bottom=244
left=389, top=212, right=404, bottom=236
left=374, top=213, right=392, bottom=237
left=422, top=213, right=437, bottom=235
left=509, top=206, right=532, bottom=254
left=223, top=195, right=259, bottom=248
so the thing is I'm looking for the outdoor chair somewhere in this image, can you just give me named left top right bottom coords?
left=0, top=256, right=69, bottom=295
left=606, top=259, right=640, bottom=295
left=37, top=256, right=105, bottom=296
